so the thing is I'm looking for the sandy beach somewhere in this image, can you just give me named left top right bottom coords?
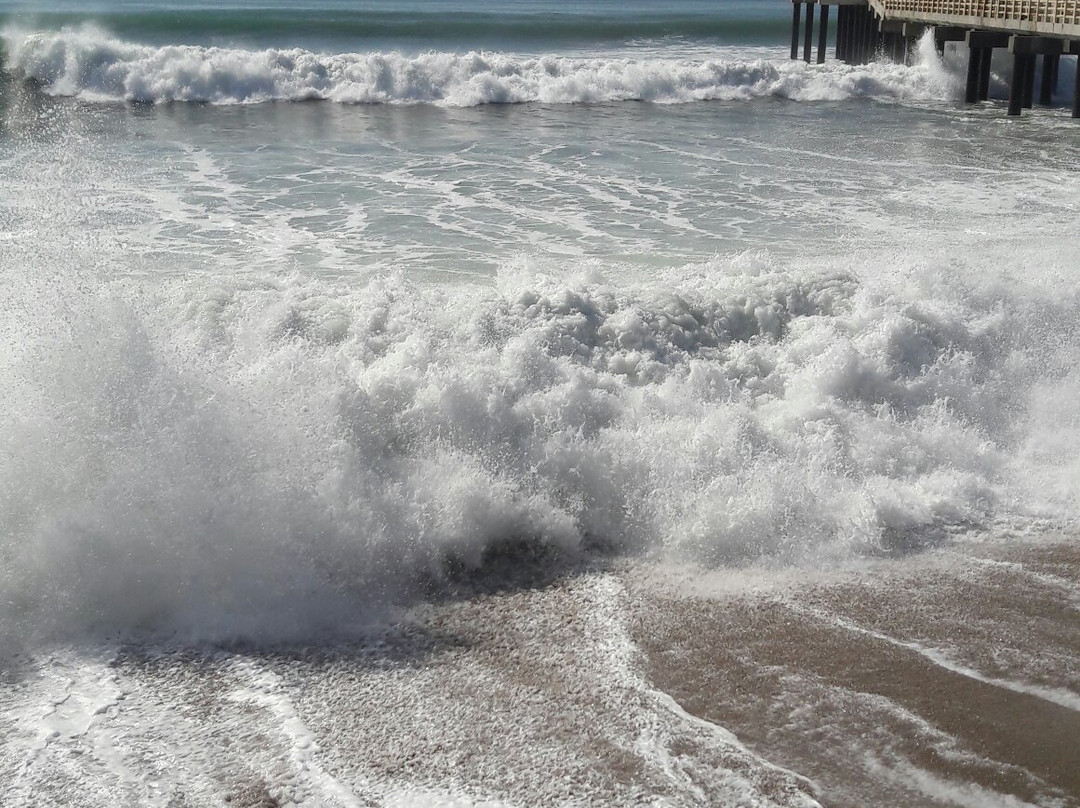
left=4, top=528, right=1076, bottom=807
left=630, top=528, right=1080, bottom=806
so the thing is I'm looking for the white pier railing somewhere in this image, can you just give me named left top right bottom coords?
left=867, top=0, right=1080, bottom=37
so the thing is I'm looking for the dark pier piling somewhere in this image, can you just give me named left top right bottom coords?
left=792, top=0, right=926, bottom=68
left=965, top=31, right=1008, bottom=103
left=790, top=0, right=871, bottom=66
left=1008, top=36, right=1064, bottom=116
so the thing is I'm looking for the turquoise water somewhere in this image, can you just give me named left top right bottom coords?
left=1, top=0, right=789, bottom=51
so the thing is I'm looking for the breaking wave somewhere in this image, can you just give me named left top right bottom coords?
left=3, top=249, right=1075, bottom=642
left=1, top=26, right=959, bottom=106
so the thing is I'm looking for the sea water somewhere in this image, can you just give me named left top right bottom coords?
left=2, top=0, right=1079, bottom=632
left=1, top=1, right=1079, bottom=804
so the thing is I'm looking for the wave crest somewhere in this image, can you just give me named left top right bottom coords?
left=2, top=26, right=957, bottom=106
left=4, top=250, right=1058, bottom=642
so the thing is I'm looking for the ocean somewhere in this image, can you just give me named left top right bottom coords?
left=2, top=1, right=1079, bottom=805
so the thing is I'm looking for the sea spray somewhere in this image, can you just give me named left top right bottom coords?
left=4, top=248, right=1072, bottom=642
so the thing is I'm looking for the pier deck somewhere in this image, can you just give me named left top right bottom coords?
left=867, top=0, right=1080, bottom=39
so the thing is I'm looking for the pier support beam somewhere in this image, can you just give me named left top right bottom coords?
left=903, top=23, right=927, bottom=39
left=804, top=1, right=816, bottom=62
left=833, top=2, right=886, bottom=66
left=1039, top=53, right=1059, bottom=105
left=1069, top=42, right=1080, bottom=117
left=978, top=45, right=993, bottom=99
left=848, top=5, right=862, bottom=64
left=1008, top=53, right=1026, bottom=115
left=1008, top=36, right=1065, bottom=115
left=879, top=20, right=904, bottom=63
left=1075, top=55, right=1080, bottom=117
left=934, top=26, right=967, bottom=60
left=965, top=32, right=1008, bottom=102
left=862, top=5, right=877, bottom=62
left=1007, top=54, right=1036, bottom=112
left=1023, top=55, right=1036, bottom=107
left=835, top=5, right=848, bottom=61
left=791, top=2, right=802, bottom=60
left=817, top=4, right=830, bottom=64
left=965, top=46, right=983, bottom=102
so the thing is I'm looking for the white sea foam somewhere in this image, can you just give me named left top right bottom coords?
left=2, top=25, right=961, bottom=106
left=2, top=245, right=1075, bottom=642
left=0, top=24, right=1074, bottom=643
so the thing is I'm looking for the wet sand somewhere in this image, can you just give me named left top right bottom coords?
left=629, top=530, right=1080, bottom=807
left=2, top=531, right=1077, bottom=807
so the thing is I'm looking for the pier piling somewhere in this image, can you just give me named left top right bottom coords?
left=878, top=20, right=904, bottom=63
left=934, top=27, right=967, bottom=59
left=965, top=47, right=982, bottom=103
left=1074, top=55, right=1080, bottom=117
left=835, top=5, right=848, bottom=61
left=804, top=1, right=815, bottom=62
left=1071, top=43, right=1080, bottom=118
left=1008, top=54, right=1025, bottom=115
left=862, top=6, right=876, bottom=62
left=1039, top=54, right=1058, bottom=104
left=846, top=5, right=860, bottom=63
left=817, top=4, right=830, bottom=64
left=791, top=2, right=802, bottom=59
left=1023, top=56, right=1036, bottom=108
left=978, top=48, right=992, bottom=99
left=1004, top=36, right=1066, bottom=115
left=965, top=32, right=1009, bottom=103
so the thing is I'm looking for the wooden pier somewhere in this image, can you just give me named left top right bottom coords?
left=788, top=0, right=1080, bottom=116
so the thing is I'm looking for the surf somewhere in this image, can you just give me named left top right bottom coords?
left=1, top=26, right=960, bottom=106
left=3, top=248, right=1076, bottom=643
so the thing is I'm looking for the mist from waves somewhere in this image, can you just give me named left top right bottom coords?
left=2, top=246, right=1078, bottom=645
left=1, top=25, right=962, bottom=106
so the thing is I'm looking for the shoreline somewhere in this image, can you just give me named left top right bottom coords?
left=3, top=530, right=1077, bottom=806
left=629, top=530, right=1080, bottom=806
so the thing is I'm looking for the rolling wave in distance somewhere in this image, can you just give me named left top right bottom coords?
left=2, top=26, right=958, bottom=106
